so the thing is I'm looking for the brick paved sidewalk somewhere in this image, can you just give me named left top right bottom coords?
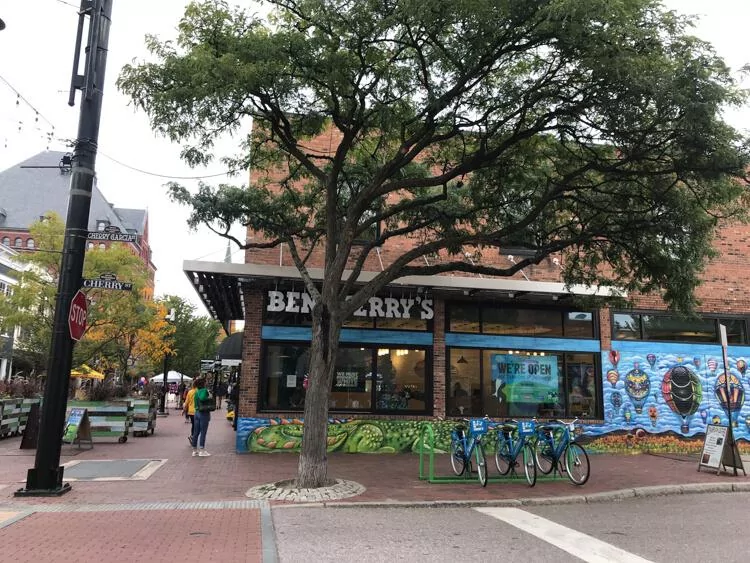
left=0, top=407, right=746, bottom=506
left=0, top=407, right=747, bottom=562
left=0, top=507, right=263, bottom=563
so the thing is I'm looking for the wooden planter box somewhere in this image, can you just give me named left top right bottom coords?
left=130, top=398, right=158, bottom=437
left=67, top=401, right=131, bottom=443
left=0, top=398, right=41, bottom=439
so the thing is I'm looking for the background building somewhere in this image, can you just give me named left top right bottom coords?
left=0, top=151, right=156, bottom=297
left=0, top=243, right=24, bottom=380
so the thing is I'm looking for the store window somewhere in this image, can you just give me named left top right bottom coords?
left=1, top=237, right=9, bottom=247
left=330, top=347, right=371, bottom=410
left=375, top=348, right=427, bottom=411
left=564, top=312, right=594, bottom=338
left=261, top=344, right=430, bottom=413
left=375, top=316, right=428, bottom=331
left=261, top=344, right=310, bottom=410
left=483, top=350, right=564, bottom=418
left=642, top=315, right=716, bottom=342
left=612, top=312, right=747, bottom=344
left=612, top=313, right=641, bottom=340
left=565, top=353, right=597, bottom=417
left=26, top=238, right=34, bottom=249
left=14, top=238, right=22, bottom=248
left=447, top=349, right=481, bottom=416
left=722, top=319, right=746, bottom=344
left=446, top=348, right=599, bottom=419
left=447, top=303, right=594, bottom=338
left=448, top=303, right=480, bottom=333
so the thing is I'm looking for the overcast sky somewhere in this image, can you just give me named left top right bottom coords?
left=0, top=1, right=748, bottom=315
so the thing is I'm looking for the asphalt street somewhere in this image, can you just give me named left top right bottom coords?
left=272, top=492, right=750, bottom=562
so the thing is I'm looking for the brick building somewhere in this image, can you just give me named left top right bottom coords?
left=185, top=129, right=750, bottom=452
left=0, top=151, right=156, bottom=297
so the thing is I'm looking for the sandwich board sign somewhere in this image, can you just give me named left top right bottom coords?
left=62, top=407, right=93, bottom=450
left=697, top=424, right=745, bottom=475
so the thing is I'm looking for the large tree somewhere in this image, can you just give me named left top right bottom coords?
left=119, top=0, right=749, bottom=487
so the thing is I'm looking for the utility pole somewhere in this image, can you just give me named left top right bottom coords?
left=16, top=0, right=113, bottom=496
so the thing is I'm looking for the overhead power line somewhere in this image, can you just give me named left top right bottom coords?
left=97, top=151, right=242, bottom=180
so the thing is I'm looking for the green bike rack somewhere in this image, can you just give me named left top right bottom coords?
left=418, top=421, right=569, bottom=484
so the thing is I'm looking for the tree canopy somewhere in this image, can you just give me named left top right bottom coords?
left=120, top=0, right=749, bottom=314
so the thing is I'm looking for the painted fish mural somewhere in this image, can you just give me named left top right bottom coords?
left=661, top=365, right=702, bottom=434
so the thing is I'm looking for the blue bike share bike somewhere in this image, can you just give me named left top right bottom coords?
left=494, top=419, right=537, bottom=486
left=449, top=417, right=489, bottom=486
left=533, top=418, right=590, bottom=485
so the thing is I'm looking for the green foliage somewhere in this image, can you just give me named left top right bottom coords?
left=119, top=0, right=750, bottom=314
left=0, top=213, right=159, bottom=377
left=157, top=295, right=221, bottom=377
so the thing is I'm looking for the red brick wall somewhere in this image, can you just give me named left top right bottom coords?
left=432, top=299, right=446, bottom=418
left=244, top=125, right=564, bottom=282
left=238, top=288, right=263, bottom=417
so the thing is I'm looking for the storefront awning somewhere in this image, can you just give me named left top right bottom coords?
left=184, top=260, right=624, bottom=325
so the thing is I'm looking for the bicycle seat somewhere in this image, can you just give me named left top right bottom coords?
left=538, top=425, right=556, bottom=433
left=501, top=424, right=516, bottom=433
left=455, top=424, right=467, bottom=432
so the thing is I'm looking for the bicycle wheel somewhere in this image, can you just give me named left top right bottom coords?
left=450, top=439, right=466, bottom=476
left=475, top=445, right=488, bottom=487
left=494, top=439, right=512, bottom=475
left=563, top=443, right=590, bottom=485
left=521, top=444, right=537, bottom=487
left=534, top=436, right=555, bottom=474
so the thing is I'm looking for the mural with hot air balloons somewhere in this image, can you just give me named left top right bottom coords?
left=714, top=373, right=744, bottom=428
left=583, top=343, right=750, bottom=445
left=661, top=365, right=701, bottom=433
left=625, top=363, right=650, bottom=414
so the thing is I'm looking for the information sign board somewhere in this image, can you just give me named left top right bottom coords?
left=62, top=407, right=93, bottom=449
left=698, top=424, right=745, bottom=475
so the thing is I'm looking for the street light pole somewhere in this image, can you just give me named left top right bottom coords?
left=158, top=307, right=175, bottom=415
left=16, top=0, right=114, bottom=496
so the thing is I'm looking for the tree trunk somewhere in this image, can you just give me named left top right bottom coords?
left=296, top=304, right=340, bottom=488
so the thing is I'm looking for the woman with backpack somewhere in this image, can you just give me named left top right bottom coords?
left=191, top=377, right=214, bottom=457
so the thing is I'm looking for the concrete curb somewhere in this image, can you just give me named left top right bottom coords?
left=292, top=481, right=748, bottom=509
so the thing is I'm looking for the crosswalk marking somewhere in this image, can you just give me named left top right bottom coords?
left=476, top=507, right=654, bottom=563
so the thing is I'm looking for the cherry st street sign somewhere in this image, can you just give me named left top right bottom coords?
left=82, top=273, right=133, bottom=291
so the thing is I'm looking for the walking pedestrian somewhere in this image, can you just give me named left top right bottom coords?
left=191, top=377, right=214, bottom=457
left=183, top=380, right=197, bottom=445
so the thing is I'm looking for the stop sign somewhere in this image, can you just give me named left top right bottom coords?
left=68, top=289, right=88, bottom=341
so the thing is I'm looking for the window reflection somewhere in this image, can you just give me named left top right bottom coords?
left=447, top=349, right=481, bottom=416
left=330, top=348, right=371, bottom=410
left=262, top=345, right=310, bottom=410
left=446, top=348, right=599, bottom=419
left=375, top=349, right=427, bottom=411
